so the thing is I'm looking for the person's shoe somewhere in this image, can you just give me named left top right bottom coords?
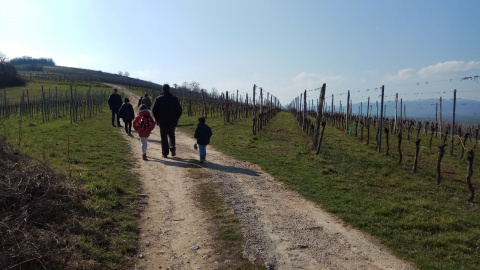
left=170, top=149, right=176, bottom=157
left=112, top=124, right=116, bottom=127
left=142, top=154, right=147, bottom=161
left=200, top=157, right=205, bottom=163
left=118, top=124, right=123, bottom=127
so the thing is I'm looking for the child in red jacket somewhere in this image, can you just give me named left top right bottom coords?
left=133, top=104, right=156, bottom=160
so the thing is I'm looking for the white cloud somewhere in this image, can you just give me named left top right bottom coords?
left=382, top=60, right=480, bottom=84
left=418, top=61, right=480, bottom=78
left=383, top=68, right=416, bottom=83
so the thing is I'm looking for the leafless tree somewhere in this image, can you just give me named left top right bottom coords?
left=190, top=81, right=200, bottom=92
left=211, top=88, right=219, bottom=98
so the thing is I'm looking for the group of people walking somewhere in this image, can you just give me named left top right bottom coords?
left=108, top=84, right=212, bottom=162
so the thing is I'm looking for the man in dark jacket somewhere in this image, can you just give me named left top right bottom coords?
left=152, top=84, right=182, bottom=158
left=141, top=93, right=152, bottom=109
left=108, top=88, right=123, bottom=127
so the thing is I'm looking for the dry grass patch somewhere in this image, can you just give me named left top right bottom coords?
left=0, top=136, right=89, bottom=269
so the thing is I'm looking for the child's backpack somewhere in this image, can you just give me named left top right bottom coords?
left=139, top=115, right=153, bottom=130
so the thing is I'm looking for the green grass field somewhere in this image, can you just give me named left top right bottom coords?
left=178, top=111, right=480, bottom=270
left=1, top=98, right=139, bottom=269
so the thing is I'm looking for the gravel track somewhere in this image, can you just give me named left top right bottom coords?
left=114, top=86, right=415, bottom=270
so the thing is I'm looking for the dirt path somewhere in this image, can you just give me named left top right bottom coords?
left=115, top=87, right=416, bottom=270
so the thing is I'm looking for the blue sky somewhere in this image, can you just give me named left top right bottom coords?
left=1, top=0, right=479, bottom=106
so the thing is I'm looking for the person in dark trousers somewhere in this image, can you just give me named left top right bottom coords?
left=152, top=84, right=182, bottom=158
left=118, top=98, right=135, bottom=135
left=194, top=116, right=212, bottom=163
left=137, top=96, right=143, bottom=107
left=142, top=93, right=152, bottom=109
left=108, top=88, right=123, bottom=127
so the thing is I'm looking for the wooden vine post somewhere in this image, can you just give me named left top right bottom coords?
left=245, top=93, right=249, bottom=118
left=397, top=130, right=402, bottom=164
left=303, top=90, right=307, bottom=132
left=226, top=91, right=230, bottom=123
left=346, top=90, right=350, bottom=133
left=188, top=90, right=192, bottom=116
left=313, top=83, right=326, bottom=147
left=378, top=85, right=385, bottom=153
left=70, top=85, right=73, bottom=124
left=331, top=94, right=334, bottom=126
left=466, top=149, right=474, bottom=202
left=394, top=93, right=398, bottom=134
left=201, top=89, right=207, bottom=119
left=316, top=121, right=326, bottom=155
left=385, top=127, right=389, bottom=156
left=436, top=144, right=447, bottom=184
left=252, top=85, right=257, bottom=135
left=413, top=137, right=421, bottom=172
left=460, top=133, right=469, bottom=159
left=450, top=89, right=456, bottom=156
left=439, top=96, right=442, bottom=136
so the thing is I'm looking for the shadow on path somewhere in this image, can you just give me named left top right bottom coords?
left=206, top=161, right=260, bottom=176
left=147, top=156, right=260, bottom=176
left=147, top=157, right=201, bottom=168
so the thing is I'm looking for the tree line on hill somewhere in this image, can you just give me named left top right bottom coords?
left=0, top=52, right=25, bottom=88
left=8, top=56, right=56, bottom=67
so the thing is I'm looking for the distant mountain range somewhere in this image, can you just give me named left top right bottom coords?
left=350, top=98, right=480, bottom=124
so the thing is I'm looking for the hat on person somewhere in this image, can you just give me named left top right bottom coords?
left=113, top=88, right=118, bottom=91
left=124, top=98, right=130, bottom=102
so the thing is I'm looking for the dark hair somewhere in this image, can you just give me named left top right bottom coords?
left=113, top=88, right=118, bottom=91
left=139, top=104, right=147, bottom=110
left=163, top=84, right=170, bottom=93
left=145, top=93, right=148, bottom=97
left=124, top=98, right=130, bottom=103
left=198, top=116, right=206, bottom=124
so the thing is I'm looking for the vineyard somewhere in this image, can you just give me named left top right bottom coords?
left=1, top=86, right=108, bottom=124
left=1, top=67, right=480, bottom=269
left=288, top=82, right=479, bottom=202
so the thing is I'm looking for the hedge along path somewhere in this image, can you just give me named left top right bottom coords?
left=115, top=86, right=415, bottom=270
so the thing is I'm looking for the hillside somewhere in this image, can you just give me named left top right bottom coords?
left=17, top=64, right=163, bottom=90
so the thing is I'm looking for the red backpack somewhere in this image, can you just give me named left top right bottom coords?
left=139, top=115, right=153, bottom=130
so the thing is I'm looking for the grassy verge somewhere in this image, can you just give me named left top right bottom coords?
left=187, top=167, right=266, bottom=270
left=1, top=100, right=139, bottom=269
left=178, top=111, right=480, bottom=270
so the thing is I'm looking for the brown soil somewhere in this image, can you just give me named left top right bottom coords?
left=115, top=86, right=416, bottom=270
